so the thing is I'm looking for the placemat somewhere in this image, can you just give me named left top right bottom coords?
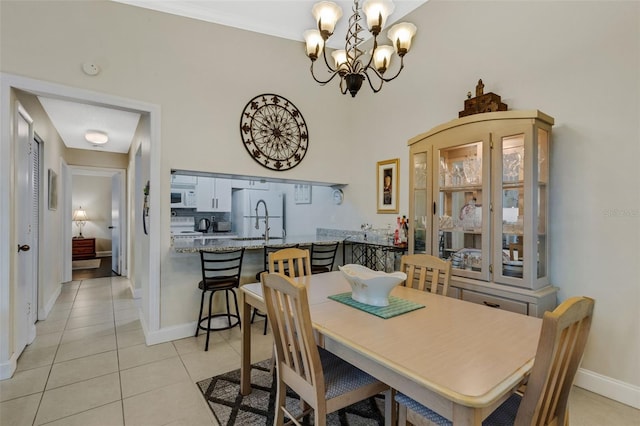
left=328, top=292, right=425, bottom=319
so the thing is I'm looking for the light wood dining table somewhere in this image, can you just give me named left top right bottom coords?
left=239, top=271, right=542, bottom=426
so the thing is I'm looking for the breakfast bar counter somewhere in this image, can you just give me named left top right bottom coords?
left=172, top=234, right=344, bottom=253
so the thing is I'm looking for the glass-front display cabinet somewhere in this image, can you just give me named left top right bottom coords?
left=409, top=111, right=556, bottom=316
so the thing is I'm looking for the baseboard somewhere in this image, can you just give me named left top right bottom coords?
left=575, top=368, right=640, bottom=409
left=142, top=320, right=197, bottom=346
left=0, top=351, right=18, bottom=380
left=40, top=283, right=61, bottom=320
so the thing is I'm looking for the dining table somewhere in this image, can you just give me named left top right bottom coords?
left=239, top=271, right=542, bottom=426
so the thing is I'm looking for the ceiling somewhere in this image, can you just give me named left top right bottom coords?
left=41, top=0, right=427, bottom=153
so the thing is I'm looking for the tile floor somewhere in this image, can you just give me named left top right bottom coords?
left=1, top=276, right=638, bottom=425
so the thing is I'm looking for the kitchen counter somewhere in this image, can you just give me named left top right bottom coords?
left=172, top=234, right=344, bottom=253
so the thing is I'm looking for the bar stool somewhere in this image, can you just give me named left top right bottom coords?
left=196, top=248, right=245, bottom=351
left=252, top=244, right=298, bottom=335
left=310, top=241, right=340, bottom=274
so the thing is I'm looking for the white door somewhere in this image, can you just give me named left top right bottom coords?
left=111, top=173, right=121, bottom=275
left=15, top=103, right=37, bottom=352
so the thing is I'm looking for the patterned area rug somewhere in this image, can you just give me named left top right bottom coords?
left=197, top=359, right=385, bottom=425
left=71, top=259, right=101, bottom=270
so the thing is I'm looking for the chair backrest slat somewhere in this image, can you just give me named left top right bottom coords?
left=400, top=254, right=452, bottom=296
left=269, top=247, right=311, bottom=278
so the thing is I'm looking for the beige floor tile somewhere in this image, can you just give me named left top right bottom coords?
left=0, top=392, right=41, bottom=426
left=65, top=312, right=114, bottom=330
left=117, top=342, right=178, bottom=370
left=116, top=328, right=146, bottom=349
left=48, top=302, right=74, bottom=312
left=60, top=321, right=115, bottom=344
left=42, top=401, right=124, bottom=426
left=34, top=372, right=121, bottom=425
left=46, top=350, right=118, bottom=390
left=69, top=303, right=113, bottom=318
left=569, top=387, right=640, bottom=426
left=179, top=340, right=241, bottom=382
left=23, top=330, right=63, bottom=352
left=54, top=333, right=117, bottom=363
left=115, top=318, right=142, bottom=333
left=114, top=307, right=139, bottom=323
left=172, top=331, right=227, bottom=357
left=120, top=356, right=190, bottom=398
left=15, top=345, right=57, bottom=372
left=122, top=381, right=215, bottom=426
left=45, top=308, right=72, bottom=322
left=36, top=318, right=68, bottom=335
left=0, top=365, right=49, bottom=402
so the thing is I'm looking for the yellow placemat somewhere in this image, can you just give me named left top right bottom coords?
left=328, top=292, right=425, bottom=319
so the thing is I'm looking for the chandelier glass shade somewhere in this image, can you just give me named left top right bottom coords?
left=304, top=0, right=417, bottom=97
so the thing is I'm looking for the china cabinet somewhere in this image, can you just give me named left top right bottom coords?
left=408, top=110, right=556, bottom=317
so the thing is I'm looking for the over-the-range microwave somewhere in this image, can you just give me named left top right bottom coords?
left=170, top=189, right=196, bottom=208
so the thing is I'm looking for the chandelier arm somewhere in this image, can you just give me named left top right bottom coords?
left=370, top=55, right=406, bottom=83
left=363, top=70, right=385, bottom=93
left=309, top=62, right=342, bottom=85
left=321, top=44, right=338, bottom=73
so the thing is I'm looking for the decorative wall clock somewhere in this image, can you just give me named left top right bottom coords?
left=240, top=94, right=308, bottom=171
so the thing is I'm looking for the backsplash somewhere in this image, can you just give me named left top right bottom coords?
left=171, top=209, right=231, bottom=232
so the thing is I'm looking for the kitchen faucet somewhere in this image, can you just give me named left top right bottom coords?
left=255, top=199, right=269, bottom=241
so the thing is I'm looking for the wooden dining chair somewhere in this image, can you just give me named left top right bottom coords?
left=269, top=247, right=312, bottom=278
left=252, top=243, right=299, bottom=335
left=395, top=296, right=595, bottom=426
left=261, top=272, right=390, bottom=426
left=400, top=254, right=452, bottom=296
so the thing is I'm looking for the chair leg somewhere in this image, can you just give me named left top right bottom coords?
left=205, top=290, right=215, bottom=351
left=195, top=289, right=206, bottom=337
left=224, top=289, right=232, bottom=327
left=274, top=376, right=286, bottom=426
left=230, top=288, right=241, bottom=327
left=263, top=314, right=268, bottom=335
left=385, top=389, right=396, bottom=426
left=397, top=402, right=408, bottom=426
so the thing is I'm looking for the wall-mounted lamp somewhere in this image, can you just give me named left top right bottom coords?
left=73, top=206, right=89, bottom=238
left=85, top=130, right=108, bottom=145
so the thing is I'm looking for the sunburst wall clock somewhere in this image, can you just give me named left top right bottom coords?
left=240, top=94, right=309, bottom=171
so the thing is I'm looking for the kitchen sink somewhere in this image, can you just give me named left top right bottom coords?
left=232, top=237, right=283, bottom=241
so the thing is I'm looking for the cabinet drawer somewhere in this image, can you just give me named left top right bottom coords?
left=462, top=289, right=528, bottom=315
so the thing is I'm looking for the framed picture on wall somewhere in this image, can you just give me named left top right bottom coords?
left=48, top=169, right=58, bottom=211
left=377, top=158, right=399, bottom=213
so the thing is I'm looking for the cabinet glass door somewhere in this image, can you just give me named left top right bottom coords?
left=435, top=140, right=490, bottom=280
left=412, top=151, right=429, bottom=254
left=500, top=134, right=526, bottom=280
left=537, top=128, right=549, bottom=279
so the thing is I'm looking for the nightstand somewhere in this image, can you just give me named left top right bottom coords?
left=72, top=237, right=96, bottom=260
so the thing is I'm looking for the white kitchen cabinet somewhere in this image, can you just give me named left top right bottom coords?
left=196, top=177, right=232, bottom=212
left=170, top=174, right=197, bottom=187
left=408, top=110, right=557, bottom=317
left=231, top=179, right=269, bottom=190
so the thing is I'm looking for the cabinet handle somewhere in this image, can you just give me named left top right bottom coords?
left=483, top=301, right=500, bottom=309
left=433, top=202, right=436, bottom=215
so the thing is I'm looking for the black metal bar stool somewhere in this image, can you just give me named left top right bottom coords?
left=196, top=248, right=245, bottom=351
left=310, top=241, right=340, bottom=274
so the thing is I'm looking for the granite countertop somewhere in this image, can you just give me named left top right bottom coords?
left=172, top=235, right=345, bottom=253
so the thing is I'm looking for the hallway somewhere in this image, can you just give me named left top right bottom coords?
left=0, top=276, right=274, bottom=425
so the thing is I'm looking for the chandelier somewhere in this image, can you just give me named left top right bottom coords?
left=304, top=0, right=417, bottom=97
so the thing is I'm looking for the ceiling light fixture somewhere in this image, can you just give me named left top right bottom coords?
left=85, top=130, right=109, bottom=145
left=304, top=0, right=417, bottom=97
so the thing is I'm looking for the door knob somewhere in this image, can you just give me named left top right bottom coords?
left=108, top=226, right=115, bottom=229
left=17, top=244, right=30, bottom=252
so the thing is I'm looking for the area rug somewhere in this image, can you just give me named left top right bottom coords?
left=71, top=259, right=101, bottom=270
left=197, top=359, right=385, bottom=425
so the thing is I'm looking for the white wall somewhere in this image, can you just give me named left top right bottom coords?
left=72, top=175, right=112, bottom=253
left=1, top=0, right=638, bottom=404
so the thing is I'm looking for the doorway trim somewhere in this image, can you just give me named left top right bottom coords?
left=0, top=73, right=161, bottom=379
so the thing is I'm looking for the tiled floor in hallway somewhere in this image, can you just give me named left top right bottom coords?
left=1, top=276, right=638, bottom=425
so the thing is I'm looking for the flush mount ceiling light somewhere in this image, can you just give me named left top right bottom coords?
left=85, top=130, right=109, bottom=145
left=304, top=0, right=417, bottom=97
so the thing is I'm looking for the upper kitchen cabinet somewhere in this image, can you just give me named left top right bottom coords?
left=196, top=177, right=232, bottom=212
left=231, top=179, right=270, bottom=190
left=408, top=110, right=556, bottom=316
left=170, top=174, right=197, bottom=187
